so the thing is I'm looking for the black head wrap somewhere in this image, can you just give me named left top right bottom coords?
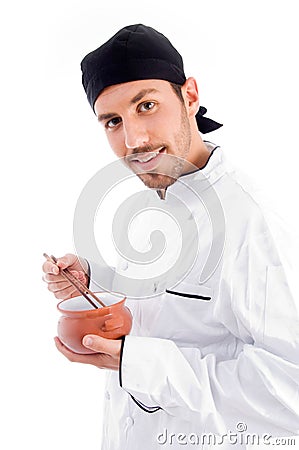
left=81, top=24, right=222, bottom=133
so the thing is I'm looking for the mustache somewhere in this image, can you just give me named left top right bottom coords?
left=125, top=144, right=166, bottom=161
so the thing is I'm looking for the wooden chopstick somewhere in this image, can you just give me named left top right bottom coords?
left=50, top=254, right=106, bottom=307
left=43, top=253, right=99, bottom=308
left=43, top=253, right=106, bottom=308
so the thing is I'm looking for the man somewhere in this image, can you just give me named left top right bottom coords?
left=43, top=24, right=299, bottom=449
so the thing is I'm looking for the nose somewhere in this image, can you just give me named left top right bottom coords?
left=123, top=118, right=150, bottom=149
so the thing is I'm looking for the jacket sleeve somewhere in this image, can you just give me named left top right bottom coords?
left=119, top=230, right=299, bottom=436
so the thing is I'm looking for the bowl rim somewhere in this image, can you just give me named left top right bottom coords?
left=57, top=291, right=126, bottom=314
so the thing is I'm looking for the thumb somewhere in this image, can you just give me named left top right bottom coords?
left=82, top=334, right=121, bottom=355
left=56, top=253, right=76, bottom=270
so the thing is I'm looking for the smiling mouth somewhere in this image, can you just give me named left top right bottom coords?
left=129, top=147, right=166, bottom=164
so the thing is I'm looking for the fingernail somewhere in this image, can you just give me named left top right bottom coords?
left=83, top=337, right=93, bottom=347
left=52, top=267, right=57, bottom=274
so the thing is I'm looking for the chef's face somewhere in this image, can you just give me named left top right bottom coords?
left=94, top=79, right=197, bottom=190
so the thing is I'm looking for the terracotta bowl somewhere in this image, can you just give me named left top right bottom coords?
left=57, top=291, right=132, bottom=354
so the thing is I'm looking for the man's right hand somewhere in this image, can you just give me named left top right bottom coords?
left=42, top=253, right=89, bottom=300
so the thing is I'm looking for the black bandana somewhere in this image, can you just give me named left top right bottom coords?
left=81, top=24, right=222, bottom=134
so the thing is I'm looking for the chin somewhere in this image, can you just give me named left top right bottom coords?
left=138, top=173, right=178, bottom=190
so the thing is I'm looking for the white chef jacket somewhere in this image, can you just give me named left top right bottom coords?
left=88, top=142, right=299, bottom=450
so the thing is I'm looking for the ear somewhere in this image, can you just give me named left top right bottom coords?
left=181, top=77, right=199, bottom=118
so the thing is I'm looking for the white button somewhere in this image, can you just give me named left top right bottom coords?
left=120, top=261, right=129, bottom=271
left=105, top=391, right=110, bottom=400
left=125, top=416, right=134, bottom=427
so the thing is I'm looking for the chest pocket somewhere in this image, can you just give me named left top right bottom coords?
left=149, top=281, right=219, bottom=346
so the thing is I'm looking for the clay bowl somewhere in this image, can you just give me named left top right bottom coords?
left=57, top=291, right=132, bottom=354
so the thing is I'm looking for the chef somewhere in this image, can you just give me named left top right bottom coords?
left=42, top=24, right=299, bottom=449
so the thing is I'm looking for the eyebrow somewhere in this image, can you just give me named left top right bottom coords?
left=97, top=112, right=118, bottom=123
left=129, top=88, right=159, bottom=105
left=97, top=88, right=159, bottom=123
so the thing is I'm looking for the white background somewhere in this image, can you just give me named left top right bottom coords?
left=1, top=0, right=298, bottom=448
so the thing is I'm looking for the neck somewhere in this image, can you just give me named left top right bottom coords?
left=183, top=126, right=210, bottom=174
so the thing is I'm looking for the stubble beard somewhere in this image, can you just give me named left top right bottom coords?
left=138, top=107, right=192, bottom=190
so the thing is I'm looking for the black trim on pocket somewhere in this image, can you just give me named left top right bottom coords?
left=130, top=394, right=162, bottom=413
left=166, top=289, right=211, bottom=301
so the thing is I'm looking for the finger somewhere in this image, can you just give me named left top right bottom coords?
left=54, top=337, right=82, bottom=362
left=54, top=337, right=99, bottom=364
left=55, top=337, right=119, bottom=370
left=52, top=285, right=79, bottom=300
left=82, top=335, right=121, bottom=356
left=43, top=270, right=83, bottom=283
left=77, top=271, right=87, bottom=283
left=67, top=270, right=87, bottom=280
left=42, top=260, right=59, bottom=275
left=65, top=270, right=88, bottom=287
left=47, top=280, right=72, bottom=293
left=43, top=273, right=67, bottom=283
left=56, top=253, right=77, bottom=270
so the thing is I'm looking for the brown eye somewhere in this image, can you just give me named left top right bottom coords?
left=139, top=101, right=155, bottom=112
left=106, top=117, right=122, bottom=129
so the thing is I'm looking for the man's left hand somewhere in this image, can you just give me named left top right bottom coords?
left=54, top=335, right=122, bottom=370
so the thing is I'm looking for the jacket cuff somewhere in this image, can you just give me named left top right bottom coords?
left=84, top=258, right=91, bottom=288
left=87, top=259, right=115, bottom=292
left=120, top=335, right=178, bottom=407
left=119, top=335, right=126, bottom=388
left=119, top=334, right=162, bottom=413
